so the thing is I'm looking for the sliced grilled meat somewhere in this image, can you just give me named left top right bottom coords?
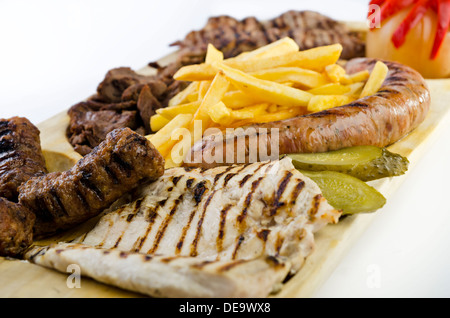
left=0, top=198, right=35, bottom=257
left=18, top=128, right=165, bottom=237
left=0, top=117, right=48, bottom=202
left=67, top=102, right=141, bottom=156
left=96, top=67, right=167, bottom=104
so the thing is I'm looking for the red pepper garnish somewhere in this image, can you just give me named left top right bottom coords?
left=368, top=0, right=450, bottom=59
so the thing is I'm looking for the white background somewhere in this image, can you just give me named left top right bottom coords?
left=1, top=0, right=449, bottom=298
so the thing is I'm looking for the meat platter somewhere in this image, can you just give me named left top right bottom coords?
left=0, top=14, right=450, bottom=298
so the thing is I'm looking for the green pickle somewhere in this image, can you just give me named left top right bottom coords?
left=288, top=146, right=409, bottom=181
left=300, top=170, right=386, bottom=215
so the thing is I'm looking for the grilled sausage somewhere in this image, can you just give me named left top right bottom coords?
left=0, top=198, right=35, bottom=257
left=18, top=128, right=165, bottom=237
left=185, top=58, right=431, bottom=168
left=0, top=117, right=48, bottom=201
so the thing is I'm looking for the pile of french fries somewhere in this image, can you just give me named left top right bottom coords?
left=147, top=37, right=388, bottom=168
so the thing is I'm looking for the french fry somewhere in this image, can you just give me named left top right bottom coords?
left=150, top=114, right=171, bottom=132
left=207, top=101, right=232, bottom=124
left=168, top=82, right=199, bottom=107
left=231, top=103, right=268, bottom=120
left=173, top=63, right=217, bottom=81
left=250, top=67, right=328, bottom=89
left=216, top=62, right=312, bottom=107
left=225, top=43, right=343, bottom=72
left=360, top=61, right=389, bottom=98
left=308, top=83, right=351, bottom=95
left=156, top=101, right=200, bottom=119
left=231, top=37, right=299, bottom=61
left=174, top=43, right=343, bottom=81
left=345, top=82, right=365, bottom=97
left=205, top=43, right=224, bottom=64
left=164, top=155, right=179, bottom=169
left=222, top=90, right=262, bottom=109
left=198, top=81, right=212, bottom=100
left=348, top=70, right=370, bottom=83
left=191, top=71, right=230, bottom=131
left=148, top=113, right=193, bottom=156
left=324, top=64, right=348, bottom=83
left=307, top=95, right=353, bottom=112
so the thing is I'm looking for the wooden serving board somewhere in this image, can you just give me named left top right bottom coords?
left=1, top=26, right=450, bottom=298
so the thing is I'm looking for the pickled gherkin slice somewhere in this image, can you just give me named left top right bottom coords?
left=288, top=146, right=409, bottom=181
left=300, top=170, right=386, bottom=215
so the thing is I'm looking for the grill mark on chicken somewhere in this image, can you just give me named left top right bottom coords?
left=270, top=171, right=293, bottom=216
left=112, top=199, right=144, bottom=248
left=216, top=204, right=233, bottom=255
left=238, top=174, right=252, bottom=187
left=133, top=198, right=169, bottom=252
left=232, top=234, right=245, bottom=260
left=217, top=259, right=247, bottom=272
left=237, top=177, right=264, bottom=225
left=148, top=195, right=184, bottom=254
left=96, top=206, right=126, bottom=248
left=213, top=166, right=235, bottom=183
left=308, top=194, right=323, bottom=219
left=274, top=233, right=284, bottom=256
left=175, top=207, right=197, bottom=254
left=172, top=175, right=182, bottom=186
left=186, top=178, right=195, bottom=189
left=192, top=181, right=208, bottom=205
left=190, top=190, right=217, bottom=257
left=290, top=180, right=305, bottom=204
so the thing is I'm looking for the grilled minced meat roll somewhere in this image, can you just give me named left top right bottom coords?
left=0, top=117, right=47, bottom=202
left=0, top=198, right=35, bottom=257
left=18, top=128, right=165, bottom=237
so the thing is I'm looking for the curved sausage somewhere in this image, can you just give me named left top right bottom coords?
left=184, top=58, right=431, bottom=168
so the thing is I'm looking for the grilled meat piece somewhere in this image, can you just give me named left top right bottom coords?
left=67, top=67, right=172, bottom=155
left=96, top=67, right=167, bottom=104
left=137, top=84, right=162, bottom=132
left=25, top=157, right=341, bottom=297
left=172, top=10, right=365, bottom=60
left=0, top=117, right=48, bottom=202
left=67, top=102, right=141, bottom=156
left=18, top=128, right=165, bottom=237
left=0, top=198, right=35, bottom=257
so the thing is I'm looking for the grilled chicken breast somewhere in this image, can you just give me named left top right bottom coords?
left=25, top=157, right=341, bottom=298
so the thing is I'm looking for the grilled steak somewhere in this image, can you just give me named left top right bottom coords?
left=18, top=128, right=165, bottom=237
left=172, top=10, right=365, bottom=60
left=25, top=157, right=341, bottom=297
left=0, top=198, right=35, bottom=257
left=0, top=117, right=48, bottom=202
left=186, top=58, right=431, bottom=168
